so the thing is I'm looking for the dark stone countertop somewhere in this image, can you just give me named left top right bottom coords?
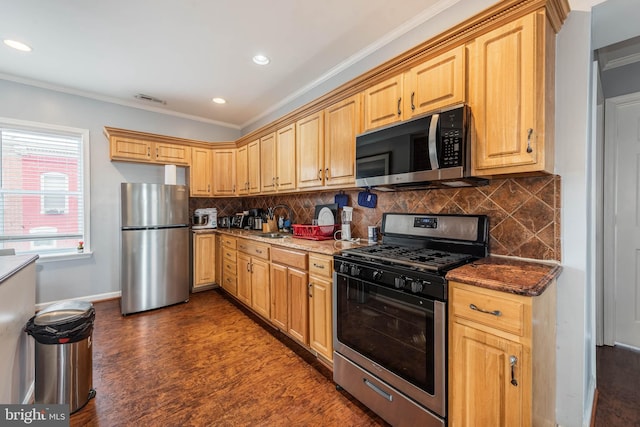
left=445, top=256, right=562, bottom=297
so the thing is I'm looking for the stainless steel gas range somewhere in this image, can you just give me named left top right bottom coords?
left=333, top=213, right=489, bottom=427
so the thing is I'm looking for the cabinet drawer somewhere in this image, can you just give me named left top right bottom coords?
left=309, top=254, right=332, bottom=278
left=451, top=286, right=525, bottom=336
left=223, top=259, right=236, bottom=276
left=272, top=246, right=307, bottom=270
left=223, top=249, right=237, bottom=263
left=238, top=240, right=270, bottom=260
left=221, top=235, right=237, bottom=249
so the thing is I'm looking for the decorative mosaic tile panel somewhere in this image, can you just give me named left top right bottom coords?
left=190, top=175, right=561, bottom=261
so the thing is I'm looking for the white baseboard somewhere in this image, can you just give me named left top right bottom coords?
left=36, top=291, right=121, bottom=310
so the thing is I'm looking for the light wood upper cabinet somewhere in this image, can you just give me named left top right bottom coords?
left=110, top=136, right=190, bottom=165
left=260, top=126, right=296, bottom=193
left=247, top=140, right=261, bottom=194
left=260, top=132, right=277, bottom=193
left=403, top=45, right=466, bottom=119
left=192, top=233, right=216, bottom=291
left=323, top=94, right=361, bottom=188
left=189, top=147, right=213, bottom=197
left=363, top=75, right=403, bottom=131
left=363, top=46, right=465, bottom=131
left=296, top=111, right=324, bottom=189
left=449, top=280, right=556, bottom=427
left=275, top=124, right=296, bottom=191
left=238, top=140, right=262, bottom=195
left=236, top=144, right=249, bottom=195
left=110, top=137, right=152, bottom=162
left=469, top=10, right=554, bottom=176
left=212, top=148, right=236, bottom=196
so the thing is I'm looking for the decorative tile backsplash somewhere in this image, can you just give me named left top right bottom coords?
left=191, top=175, right=561, bottom=262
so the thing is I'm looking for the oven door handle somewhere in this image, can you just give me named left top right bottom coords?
left=363, top=378, right=393, bottom=402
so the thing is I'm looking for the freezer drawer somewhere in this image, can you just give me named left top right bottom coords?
left=121, top=227, right=189, bottom=314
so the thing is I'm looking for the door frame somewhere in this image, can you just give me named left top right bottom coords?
left=602, top=91, right=640, bottom=346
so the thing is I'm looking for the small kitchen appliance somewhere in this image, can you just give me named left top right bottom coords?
left=333, top=213, right=488, bottom=427
left=338, top=206, right=353, bottom=240
left=231, top=211, right=249, bottom=229
left=192, top=208, right=217, bottom=229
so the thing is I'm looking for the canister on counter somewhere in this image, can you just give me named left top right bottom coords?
left=367, top=226, right=378, bottom=243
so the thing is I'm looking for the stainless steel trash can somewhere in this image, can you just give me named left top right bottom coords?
left=25, top=300, right=96, bottom=413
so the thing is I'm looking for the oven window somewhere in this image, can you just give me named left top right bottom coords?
left=335, top=275, right=435, bottom=394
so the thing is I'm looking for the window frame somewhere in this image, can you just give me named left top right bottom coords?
left=0, top=117, right=91, bottom=261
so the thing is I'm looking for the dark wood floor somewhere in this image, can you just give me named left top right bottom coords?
left=70, top=289, right=387, bottom=427
left=595, top=345, right=640, bottom=426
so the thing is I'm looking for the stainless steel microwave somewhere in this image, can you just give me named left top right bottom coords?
left=355, top=104, right=487, bottom=190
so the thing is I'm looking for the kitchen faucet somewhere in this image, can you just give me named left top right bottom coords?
left=271, top=204, right=294, bottom=231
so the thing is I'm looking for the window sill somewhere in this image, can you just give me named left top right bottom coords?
left=35, top=251, right=93, bottom=264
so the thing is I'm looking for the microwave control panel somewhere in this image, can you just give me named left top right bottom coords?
left=441, top=130, right=462, bottom=167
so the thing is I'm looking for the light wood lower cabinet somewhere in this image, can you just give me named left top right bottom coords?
left=192, top=232, right=216, bottom=291
left=270, top=247, right=309, bottom=345
left=237, top=239, right=271, bottom=319
left=308, top=254, right=334, bottom=362
left=449, top=280, right=556, bottom=427
left=220, top=236, right=237, bottom=296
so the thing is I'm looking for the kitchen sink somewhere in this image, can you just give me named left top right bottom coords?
left=258, top=232, right=287, bottom=239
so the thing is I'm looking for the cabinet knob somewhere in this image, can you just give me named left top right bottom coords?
left=411, top=92, right=415, bottom=111
left=397, top=97, right=402, bottom=116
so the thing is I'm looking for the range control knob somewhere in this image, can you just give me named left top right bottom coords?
left=350, top=265, right=361, bottom=277
left=372, top=270, right=383, bottom=281
left=394, top=276, right=405, bottom=289
left=339, top=263, right=350, bottom=274
left=410, top=281, right=424, bottom=293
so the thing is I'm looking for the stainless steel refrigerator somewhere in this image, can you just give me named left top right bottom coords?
left=120, top=183, right=190, bottom=315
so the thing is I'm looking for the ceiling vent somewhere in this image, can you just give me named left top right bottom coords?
left=134, top=93, right=166, bottom=105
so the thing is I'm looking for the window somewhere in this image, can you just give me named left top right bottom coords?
left=0, top=118, right=90, bottom=257
left=41, top=172, right=69, bottom=214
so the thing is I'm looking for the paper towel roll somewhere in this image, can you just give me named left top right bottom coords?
left=164, top=165, right=177, bottom=184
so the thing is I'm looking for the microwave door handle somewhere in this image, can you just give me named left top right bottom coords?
left=428, top=113, right=440, bottom=169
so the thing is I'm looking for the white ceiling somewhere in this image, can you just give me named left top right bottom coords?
left=0, top=0, right=453, bottom=130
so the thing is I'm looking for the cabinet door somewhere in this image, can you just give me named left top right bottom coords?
left=193, top=233, right=216, bottom=288
left=309, top=275, right=333, bottom=360
left=275, top=124, right=296, bottom=191
left=296, top=111, right=324, bottom=189
left=404, top=45, right=465, bottom=118
left=288, top=267, right=309, bottom=345
left=470, top=12, right=543, bottom=175
left=270, top=263, right=289, bottom=330
left=260, top=132, right=277, bottom=193
left=237, top=252, right=252, bottom=306
left=236, top=144, right=249, bottom=195
left=190, top=147, right=213, bottom=197
left=363, top=74, right=403, bottom=131
left=110, top=137, right=152, bottom=162
left=324, top=94, right=361, bottom=187
left=213, top=149, right=236, bottom=196
left=155, top=142, right=190, bottom=165
left=251, top=258, right=271, bottom=319
left=247, top=139, right=261, bottom=194
left=449, top=322, right=523, bottom=427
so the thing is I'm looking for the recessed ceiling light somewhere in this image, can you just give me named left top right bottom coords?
left=212, top=97, right=226, bottom=104
left=3, top=39, right=32, bottom=52
left=252, top=54, right=270, bottom=65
